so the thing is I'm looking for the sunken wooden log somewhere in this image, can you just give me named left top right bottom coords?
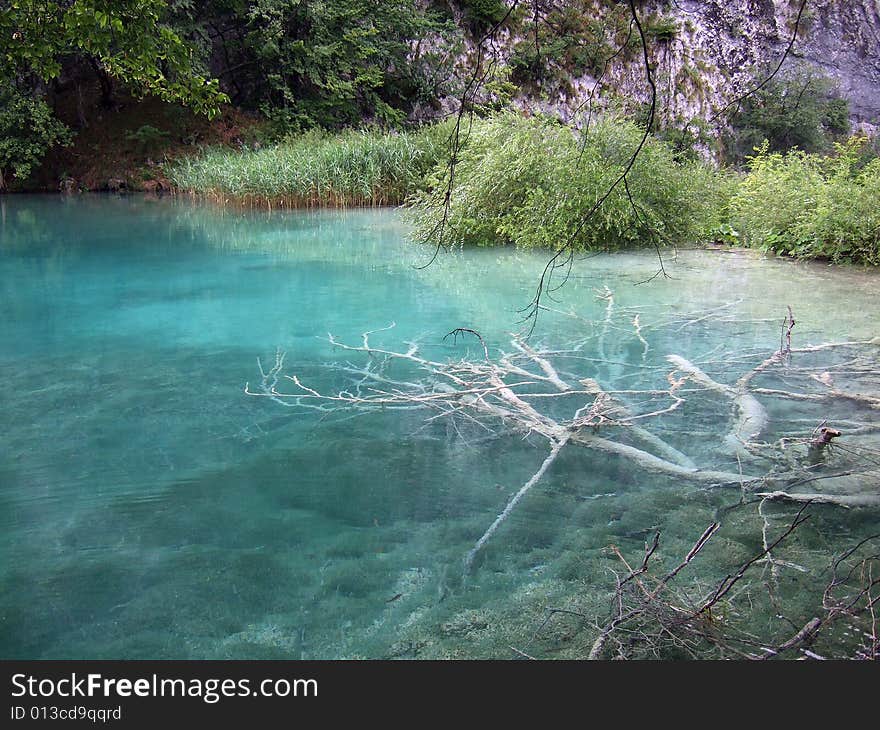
left=666, top=354, right=769, bottom=451
left=756, top=490, right=880, bottom=508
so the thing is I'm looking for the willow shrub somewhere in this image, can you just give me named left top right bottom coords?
left=733, top=138, right=880, bottom=264
left=168, top=126, right=447, bottom=206
left=405, top=113, right=733, bottom=251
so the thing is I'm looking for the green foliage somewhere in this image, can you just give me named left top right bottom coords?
left=724, top=68, right=851, bottom=164
left=471, top=66, right=519, bottom=114
left=456, top=0, right=510, bottom=32
left=655, top=116, right=715, bottom=162
left=732, top=138, right=880, bottom=264
left=0, top=0, right=226, bottom=187
left=168, top=125, right=449, bottom=205
left=0, top=0, right=227, bottom=117
left=643, top=16, right=678, bottom=43
left=125, top=125, right=171, bottom=153
left=406, top=113, right=733, bottom=251
left=0, top=86, right=72, bottom=190
left=243, top=0, right=455, bottom=133
left=506, top=2, right=630, bottom=88
left=710, top=223, right=740, bottom=246
left=822, top=98, right=851, bottom=135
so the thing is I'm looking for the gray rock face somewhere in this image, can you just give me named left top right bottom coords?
left=666, top=0, right=880, bottom=125
left=798, top=0, right=880, bottom=123
left=448, top=1, right=880, bottom=132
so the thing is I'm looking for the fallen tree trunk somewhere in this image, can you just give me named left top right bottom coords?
left=755, top=490, right=880, bottom=508
left=570, top=430, right=759, bottom=485
left=252, top=320, right=880, bottom=576
left=667, top=354, right=769, bottom=451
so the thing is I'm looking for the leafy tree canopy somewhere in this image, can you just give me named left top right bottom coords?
left=0, top=86, right=72, bottom=189
left=724, top=67, right=850, bottom=165
left=0, top=0, right=227, bottom=116
left=241, top=0, right=457, bottom=132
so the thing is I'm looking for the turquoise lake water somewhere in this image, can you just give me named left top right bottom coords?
left=1, top=195, right=878, bottom=659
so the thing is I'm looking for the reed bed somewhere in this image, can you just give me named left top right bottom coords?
left=167, top=127, right=445, bottom=207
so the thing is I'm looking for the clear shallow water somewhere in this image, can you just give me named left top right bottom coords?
left=1, top=195, right=878, bottom=659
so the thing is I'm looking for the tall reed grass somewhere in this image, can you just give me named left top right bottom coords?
left=167, top=126, right=447, bottom=207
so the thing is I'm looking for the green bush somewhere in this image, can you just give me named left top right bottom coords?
left=724, top=68, right=850, bottom=164
left=243, top=0, right=456, bottom=132
left=0, top=87, right=72, bottom=190
left=125, top=124, right=171, bottom=153
left=732, top=138, right=880, bottom=264
left=406, top=112, right=733, bottom=251
left=457, top=0, right=510, bottom=32
left=644, top=16, right=678, bottom=43
left=505, top=3, right=626, bottom=88
left=168, top=125, right=448, bottom=205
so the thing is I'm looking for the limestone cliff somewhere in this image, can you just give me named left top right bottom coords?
left=452, top=1, right=880, bottom=133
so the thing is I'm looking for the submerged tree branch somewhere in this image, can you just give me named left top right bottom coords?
left=249, top=306, right=880, bottom=580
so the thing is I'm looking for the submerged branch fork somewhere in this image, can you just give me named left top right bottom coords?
left=249, top=321, right=880, bottom=576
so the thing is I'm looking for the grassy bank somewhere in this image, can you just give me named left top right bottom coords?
left=167, top=113, right=879, bottom=265
left=167, top=126, right=447, bottom=207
